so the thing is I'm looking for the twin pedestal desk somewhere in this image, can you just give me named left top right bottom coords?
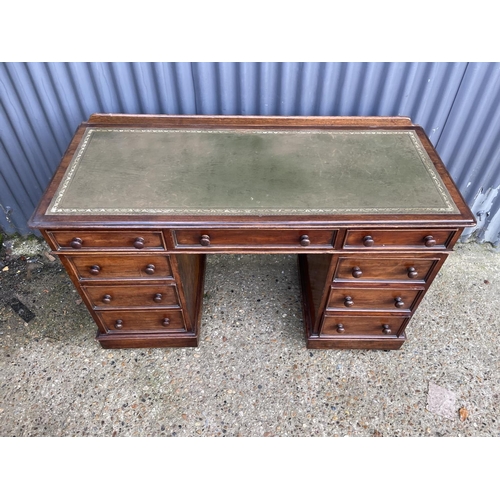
left=29, top=115, right=475, bottom=350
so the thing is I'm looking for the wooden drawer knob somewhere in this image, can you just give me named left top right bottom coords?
left=424, top=235, right=436, bottom=247
left=407, top=267, right=418, bottom=279
left=162, top=317, right=170, bottom=327
left=382, top=324, right=392, bottom=335
left=70, top=237, right=83, bottom=249
left=145, top=264, right=156, bottom=275
left=362, top=235, right=374, bottom=247
left=336, top=324, right=345, bottom=334
left=134, top=237, right=145, bottom=249
left=115, top=319, right=123, bottom=329
left=344, top=296, right=354, bottom=307
left=102, top=294, right=112, bottom=304
left=300, top=235, right=311, bottom=246
left=200, top=235, right=211, bottom=246
left=394, top=297, right=404, bottom=308
left=154, top=293, right=163, bottom=303
left=352, top=266, right=363, bottom=278
left=89, top=265, right=101, bottom=275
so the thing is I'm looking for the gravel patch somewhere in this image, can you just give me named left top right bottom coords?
left=1, top=240, right=499, bottom=437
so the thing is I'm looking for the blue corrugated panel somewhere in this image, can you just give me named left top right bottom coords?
left=436, top=63, right=500, bottom=245
left=0, top=62, right=496, bottom=243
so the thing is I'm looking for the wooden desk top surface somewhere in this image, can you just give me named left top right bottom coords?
left=30, top=114, right=475, bottom=228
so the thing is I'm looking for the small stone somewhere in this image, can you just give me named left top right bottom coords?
left=372, top=430, right=383, bottom=437
left=44, top=251, right=56, bottom=262
left=459, top=407, right=469, bottom=421
left=2, top=266, right=8, bottom=272
left=484, top=280, right=490, bottom=285
left=182, top=414, right=188, bottom=420
left=222, top=336, right=227, bottom=342
left=75, top=299, right=83, bottom=305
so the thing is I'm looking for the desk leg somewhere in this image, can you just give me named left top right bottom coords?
left=298, top=254, right=333, bottom=347
left=173, top=253, right=206, bottom=344
left=299, top=254, right=405, bottom=350
left=96, top=254, right=206, bottom=349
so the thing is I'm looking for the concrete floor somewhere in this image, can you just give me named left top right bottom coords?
left=1, top=235, right=499, bottom=437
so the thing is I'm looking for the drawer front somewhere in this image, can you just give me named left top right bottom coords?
left=334, top=256, right=440, bottom=283
left=49, top=230, right=165, bottom=250
left=99, top=310, right=186, bottom=333
left=83, top=284, right=180, bottom=309
left=327, top=287, right=422, bottom=312
left=69, top=255, right=173, bottom=280
left=343, top=229, right=455, bottom=250
left=322, top=315, right=408, bottom=338
left=173, top=229, right=335, bottom=249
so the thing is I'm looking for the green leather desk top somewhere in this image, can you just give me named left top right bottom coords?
left=47, top=128, right=460, bottom=216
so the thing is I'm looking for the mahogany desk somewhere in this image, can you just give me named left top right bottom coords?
left=29, top=114, right=475, bottom=350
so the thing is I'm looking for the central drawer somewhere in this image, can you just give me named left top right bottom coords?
left=99, top=310, right=186, bottom=333
left=66, top=255, right=174, bottom=280
left=172, top=229, right=336, bottom=249
left=82, top=284, right=181, bottom=309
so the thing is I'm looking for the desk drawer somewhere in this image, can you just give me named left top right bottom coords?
left=334, top=256, right=442, bottom=283
left=343, top=229, right=455, bottom=250
left=49, top=230, right=166, bottom=251
left=83, top=284, right=181, bottom=309
left=67, top=255, right=173, bottom=280
left=322, top=315, right=408, bottom=338
left=327, top=287, right=422, bottom=312
left=173, top=229, right=335, bottom=249
left=99, top=310, right=186, bottom=333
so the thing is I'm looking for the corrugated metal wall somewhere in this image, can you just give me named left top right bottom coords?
left=1, top=62, right=499, bottom=244
left=434, top=63, right=500, bottom=245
